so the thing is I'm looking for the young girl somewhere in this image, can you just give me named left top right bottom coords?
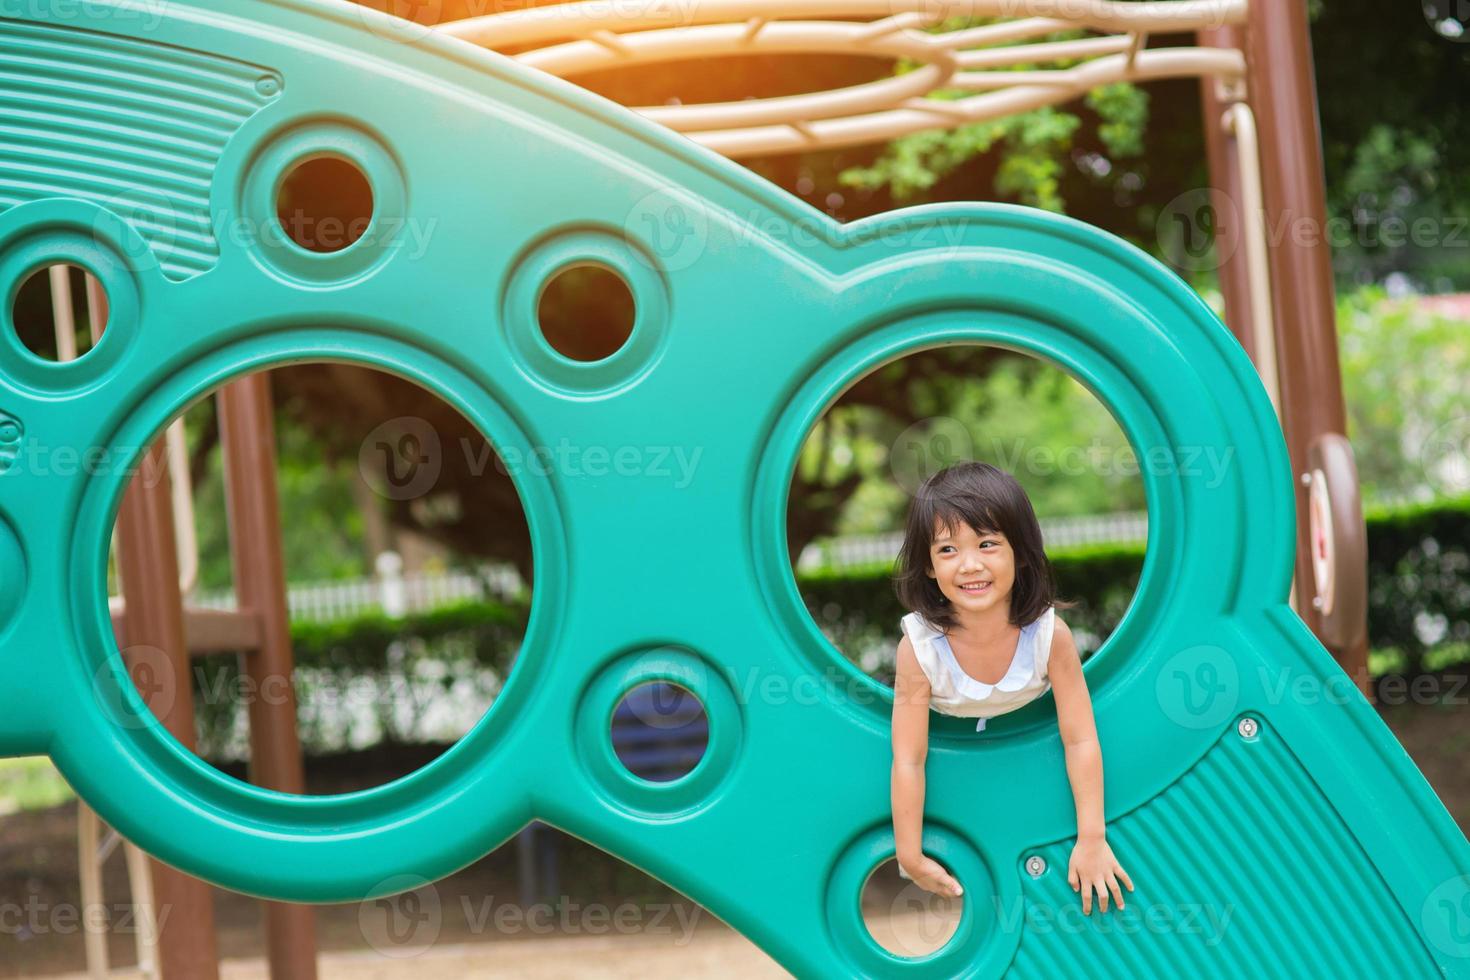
left=889, top=461, right=1133, bottom=915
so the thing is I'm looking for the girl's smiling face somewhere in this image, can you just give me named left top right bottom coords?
left=926, top=518, right=1016, bottom=612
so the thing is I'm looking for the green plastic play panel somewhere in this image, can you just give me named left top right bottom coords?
left=0, top=3, right=1467, bottom=976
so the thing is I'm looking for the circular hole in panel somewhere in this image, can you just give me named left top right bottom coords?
left=536, top=263, right=636, bottom=363
left=240, top=122, right=406, bottom=285
left=784, top=342, right=1145, bottom=734
left=276, top=155, right=374, bottom=254
left=501, top=229, right=670, bottom=396
left=861, top=857, right=963, bottom=959
left=11, top=264, right=106, bottom=362
left=103, top=363, right=533, bottom=794
left=610, top=680, right=709, bottom=783
left=574, top=646, right=741, bottom=817
left=826, top=824, right=996, bottom=973
left=0, top=208, right=141, bottom=392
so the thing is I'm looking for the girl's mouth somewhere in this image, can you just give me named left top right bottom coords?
left=959, top=582, right=992, bottom=595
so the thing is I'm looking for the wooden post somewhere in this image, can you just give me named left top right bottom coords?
left=1241, top=0, right=1369, bottom=694
left=217, top=373, right=319, bottom=980
left=114, top=443, right=221, bottom=980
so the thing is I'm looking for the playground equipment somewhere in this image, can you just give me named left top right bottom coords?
left=1, top=1, right=1466, bottom=977
left=439, top=0, right=1371, bottom=682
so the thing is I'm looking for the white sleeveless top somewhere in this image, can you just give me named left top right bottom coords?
left=900, top=606, right=1056, bottom=732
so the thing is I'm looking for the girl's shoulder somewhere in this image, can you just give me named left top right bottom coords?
left=897, top=611, right=945, bottom=680
left=1050, top=610, right=1080, bottom=655
left=899, top=609, right=942, bottom=637
left=1030, top=605, right=1064, bottom=676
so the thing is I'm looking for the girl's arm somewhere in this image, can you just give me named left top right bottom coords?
left=892, top=635, right=963, bottom=898
left=1049, top=617, right=1133, bottom=914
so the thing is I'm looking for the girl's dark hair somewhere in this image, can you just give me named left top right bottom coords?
left=893, top=461, right=1075, bottom=632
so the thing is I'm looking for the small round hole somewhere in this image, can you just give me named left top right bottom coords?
left=861, top=857, right=963, bottom=958
left=610, top=681, right=708, bottom=782
left=536, top=263, right=636, bottom=362
left=276, top=155, right=374, bottom=254
left=11, top=264, right=106, bottom=362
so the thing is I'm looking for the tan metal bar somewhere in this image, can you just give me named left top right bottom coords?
left=110, top=605, right=266, bottom=655
left=77, top=804, right=108, bottom=980
left=1223, top=102, right=1282, bottom=419
left=1197, top=23, right=1256, bottom=361
left=444, top=0, right=1248, bottom=49
left=78, top=805, right=161, bottom=980
left=48, top=264, right=78, bottom=361
left=700, top=47, right=1244, bottom=156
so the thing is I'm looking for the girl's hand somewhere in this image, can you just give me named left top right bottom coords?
left=1067, top=835, right=1133, bottom=914
left=900, top=855, right=964, bottom=898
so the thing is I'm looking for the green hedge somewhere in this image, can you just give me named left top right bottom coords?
left=190, top=495, right=1470, bottom=758
left=190, top=600, right=526, bottom=760
left=805, top=494, right=1470, bottom=683
left=1363, top=493, right=1470, bottom=674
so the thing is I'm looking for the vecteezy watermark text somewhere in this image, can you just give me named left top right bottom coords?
left=890, top=417, right=1236, bottom=496
left=358, top=876, right=704, bottom=958
left=3, top=438, right=171, bottom=487
left=1158, top=188, right=1470, bottom=272
left=0, top=0, right=168, bottom=31
left=1158, top=644, right=1469, bottom=730
left=96, top=192, right=440, bottom=273
left=359, top=417, right=705, bottom=500
left=881, top=887, right=1236, bottom=958
left=1, top=897, right=171, bottom=939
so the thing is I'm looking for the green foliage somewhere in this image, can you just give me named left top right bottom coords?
left=0, top=757, right=74, bottom=815
left=817, top=353, right=1143, bottom=537
left=807, top=494, right=1470, bottom=683
left=838, top=117, right=1012, bottom=202
left=836, top=20, right=1148, bottom=210
left=1337, top=288, right=1470, bottom=504
left=190, top=600, right=527, bottom=760
left=1363, top=493, right=1470, bottom=676
left=816, top=285, right=1461, bottom=538
left=1328, top=124, right=1457, bottom=287
left=1311, top=0, right=1470, bottom=290
left=1086, top=82, right=1148, bottom=159
left=187, top=397, right=370, bottom=593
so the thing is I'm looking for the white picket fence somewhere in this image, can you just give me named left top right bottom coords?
left=193, top=511, right=1146, bottom=622
left=194, top=562, right=525, bottom=623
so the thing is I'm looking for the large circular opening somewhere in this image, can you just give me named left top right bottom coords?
left=787, top=345, right=1145, bottom=705
left=105, top=362, right=533, bottom=794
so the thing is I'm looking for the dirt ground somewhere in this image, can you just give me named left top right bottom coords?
left=37, top=927, right=793, bottom=980
left=4, top=687, right=1465, bottom=979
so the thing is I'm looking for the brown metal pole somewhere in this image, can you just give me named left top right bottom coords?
left=217, top=372, right=319, bottom=980
left=1197, top=23, right=1256, bottom=362
left=1242, top=0, right=1369, bottom=695
left=114, top=443, right=222, bottom=980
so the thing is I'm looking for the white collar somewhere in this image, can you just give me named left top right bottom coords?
left=912, top=609, right=1049, bottom=696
